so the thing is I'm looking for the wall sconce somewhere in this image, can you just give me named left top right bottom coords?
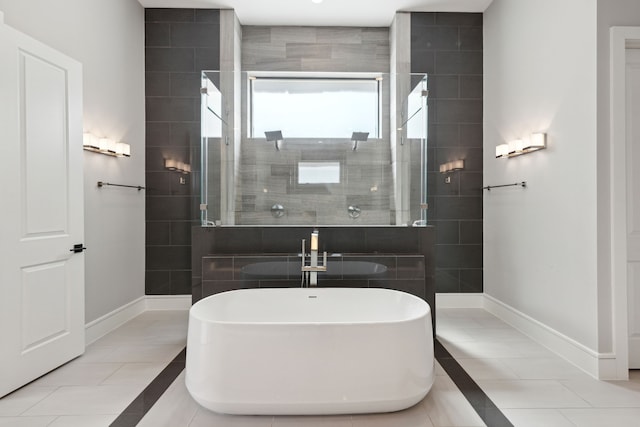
left=439, top=159, right=464, bottom=184
left=83, top=133, right=130, bottom=157
left=439, top=159, right=464, bottom=173
left=496, top=132, right=546, bottom=158
left=165, top=158, right=191, bottom=174
left=264, top=130, right=283, bottom=151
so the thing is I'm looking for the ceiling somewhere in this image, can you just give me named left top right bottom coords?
left=137, top=0, right=493, bottom=27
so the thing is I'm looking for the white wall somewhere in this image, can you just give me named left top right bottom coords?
left=0, top=0, right=146, bottom=323
left=483, top=0, right=599, bottom=349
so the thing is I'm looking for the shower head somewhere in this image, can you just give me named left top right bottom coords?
left=351, top=132, right=369, bottom=151
left=264, top=130, right=283, bottom=151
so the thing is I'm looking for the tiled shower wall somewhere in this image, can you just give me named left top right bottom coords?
left=235, top=26, right=397, bottom=225
left=411, top=13, right=483, bottom=293
left=241, top=26, right=390, bottom=72
left=145, top=9, right=220, bottom=294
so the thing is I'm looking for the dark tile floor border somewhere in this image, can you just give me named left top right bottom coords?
left=435, top=339, right=514, bottom=427
left=111, top=341, right=513, bottom=427
left=109, top=348, right=186, bottom=427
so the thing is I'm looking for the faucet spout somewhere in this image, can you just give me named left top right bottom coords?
left=301, top=229, right=327, bottom=287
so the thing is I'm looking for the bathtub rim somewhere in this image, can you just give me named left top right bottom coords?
left=189, top=287, right=431, bottom=327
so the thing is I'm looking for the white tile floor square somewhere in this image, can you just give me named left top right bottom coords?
left=1, top=307, right=640, bottom=426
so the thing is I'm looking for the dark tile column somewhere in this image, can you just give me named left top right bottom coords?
left=145, top=9, right=220, bottom=295
left=411, top=12, right=483, bottom=294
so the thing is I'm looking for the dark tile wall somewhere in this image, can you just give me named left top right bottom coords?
left=192, top=226, right=436, bottom=325
left=201, top=253, right=426, bottom=298
left=144, top=10, right=481, bottom=296
left=411, top=12, right=483, bottom=293
left=145, top=9, right=220, bottom=295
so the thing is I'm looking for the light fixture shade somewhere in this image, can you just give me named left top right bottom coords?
left=495, top=144, right=509, bottom=158
left=114, top=142, right=131, bottom=157
left=115, top=142, right=126, bottom=156
left=525, top=132, right=546, bottom=150
left=508, top=139, right=524, bottom=154
left=98, top=138, right=111, bottom=152
left=440, top=159, right=465, bottom=173
left=451, top=159, right=464, bottom=170
left=165, top=158, right=178, bottom=170
left=107, top=139, right=117, bottom=154
left=83, top=133, right=99, bottom=149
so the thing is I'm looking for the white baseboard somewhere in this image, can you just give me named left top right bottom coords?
left=85, top=296, right=147, bottom=345
left=437, top=292, right=622, bottom=379
left=482, top=294, right=619, bottom=380
left=84, top=295, right=191, bottom=345
left=146, top=295, right=192, bottom=311
left=436, top=293, right=484, bottom=308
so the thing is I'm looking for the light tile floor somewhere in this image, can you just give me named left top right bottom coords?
left=438, top=308, right=640, bottom=427
left=2, top=307, right=640, bottom=426
left=0, top=310, right=188, bottom=427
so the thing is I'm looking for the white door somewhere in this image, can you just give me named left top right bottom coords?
left=0, top=17, right=85, bottom=396
left=627, top=48, right=640, bottom=369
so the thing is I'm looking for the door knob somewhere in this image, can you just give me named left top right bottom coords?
left=70, top=244, right=87, bottom=253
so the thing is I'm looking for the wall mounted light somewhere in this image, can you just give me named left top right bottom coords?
left=439, top=159, right=464, bottom=184
left=496, top=132, right=546, bottom=159
left=83, top=133, right=130, bottom=157
left=165, top=158, right=191, bottom=174
left=524, top=132, right=547, bottom=151
left=439, top=159, right=464, bottom=173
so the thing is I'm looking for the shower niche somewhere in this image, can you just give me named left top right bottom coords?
left=200, top=71, right=429, bottom=227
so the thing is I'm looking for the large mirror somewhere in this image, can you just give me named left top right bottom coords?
left=200, top=71, right=428, bottom=226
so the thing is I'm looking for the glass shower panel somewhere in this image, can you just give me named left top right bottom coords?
left=200, top=71, right=225, bottom=226
left=408, top=75, right=429, bottom=225
left=200, top=71, right=428, bottom=227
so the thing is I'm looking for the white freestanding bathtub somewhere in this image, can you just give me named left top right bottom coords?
left=185, top=287, right=434, bottom=415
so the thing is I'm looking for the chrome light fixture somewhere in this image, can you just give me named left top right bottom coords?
left=165, top=158, right=191, bottom=174
left=496, top=132, right=547, bottom=159
left=83, top=132, right=131, bottom=157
